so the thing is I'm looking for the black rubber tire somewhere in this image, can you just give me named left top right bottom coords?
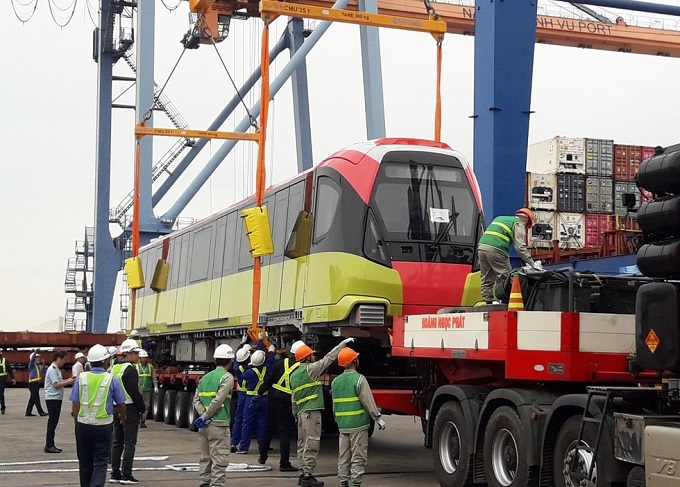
left=152, top=388, right=166, bottom=422
left=187, top=397, right=198, bottom=432
left=483, top=406, right=529, bottom=487
left=432, top=401, right=472, bottom=487
left=163, top=390, right=178, bottom=425
left=174, top=391, right=190, bottom=428
left=553, top=416, right=606, bottom=487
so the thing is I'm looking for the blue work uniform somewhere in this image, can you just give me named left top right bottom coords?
left=238, top=350, right=275, bottom=452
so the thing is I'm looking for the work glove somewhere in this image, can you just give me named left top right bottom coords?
left=268, top=344, right=276, bottom=353
left=533, top=260, right=544, bottom=271
left=258, top=331, right=264, bottom=340
left=240, top=333, right=248, bottom=344
left=194, top=415, right=211, bottom=429
left=340, top=337, right=355, bottom=347
left=376, top=417, right=386, bottom=430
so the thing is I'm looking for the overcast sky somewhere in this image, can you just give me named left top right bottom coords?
left=1, top=0, right=680, bottom=332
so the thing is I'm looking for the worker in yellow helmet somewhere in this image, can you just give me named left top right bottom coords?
left=331, top=347, right=385, bottom=487
left=477, top=208, right=541, bottom=304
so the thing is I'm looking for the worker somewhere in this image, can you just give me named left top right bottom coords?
left=237, top=346, right=275, bottom=454
left=477, top=208, right=541, bottom=303
left=136, top=350, right=156, bottom=428
left=230, top=336, right=251, bottom=453
left=257, top=342, right=305, bottom=471
left=290, top=337, right=355, bottom=487
left=193, top=343, right=235, bottom=487
left=70, top=344, right=127, bottom=487
left=331, top=348, right=386, bottom=487
left=72, top=352, right=87, bottom=379
left=128, top=329, right=142, bottom=349
left=0, top=348, right=16, bottom=415
left=110, top=339, right=146, bottom=485
left=44, top=351, right=76, bottom=453
left=26, top=351, right=48, bottom=417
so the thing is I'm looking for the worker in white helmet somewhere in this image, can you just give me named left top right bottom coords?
left=72, top=352, right=87, bottom=380
left=236, top=342, right=276, bottom=454
left=193, top=343, right=235, bottom=487
left=230, top=334, right=252, bottom=453
left=69, top=344, right=127, bottom=487
left=109, top=339, right=145, bottom=484
left=136, top=350, right=156, bottom=428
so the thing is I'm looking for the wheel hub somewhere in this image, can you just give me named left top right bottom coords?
left=439, top=421, right=461, bottom=474
left=491, top=428, right=518, bottom=486
left=563, top=440, right=597, bottom=487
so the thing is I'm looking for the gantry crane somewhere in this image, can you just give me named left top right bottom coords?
left=85, top=0, right=680, bottom=332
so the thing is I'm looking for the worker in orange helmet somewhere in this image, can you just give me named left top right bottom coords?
left=290, top=337, right=355, bottom=487
left=331, top=348, right=385, bottom=487
left=477, top=208, right=542, bottom=304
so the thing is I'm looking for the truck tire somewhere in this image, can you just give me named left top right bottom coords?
left=187, top=398, right=198, bottom=432
left=174, top=391, right=190, bottom=428
left=153, top=388, right=166, bottom=422
left=553, top=416, right=605, bottom=487
left=483, top=406, right=529, bottom=487
left=432, top=401, right=472, bottom=487
left=163, top=390, right=178, bottom=425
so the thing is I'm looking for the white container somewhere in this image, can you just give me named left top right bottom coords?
left=527, top=173, right=558, bottom=211
left=556, top=212, right=585, bottom=249
left=529, top=210, right=557, bottom=249
left=527, top=137, right=586, bottom=174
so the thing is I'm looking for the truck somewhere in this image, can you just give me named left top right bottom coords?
left=135, top=139, right=680, bottom=486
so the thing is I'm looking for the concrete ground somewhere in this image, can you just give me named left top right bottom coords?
left=0, top=387, right=439, bottom=486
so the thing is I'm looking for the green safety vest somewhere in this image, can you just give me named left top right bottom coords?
left=272, top=358, right=299, bottom=395
left=331, top=371, right=370, bottom=431
left=247, top=367, right=268, bottom=396
left=0, top=357, right=6, bottom=377
left=478, top=216, right=521, bottom=254
left=136, top=363, right=154, bottom=390
left=112, top=363, right=133, bottom=404
left=290, top=364, right=324, bottom=413
left=78, top=372, right=114, bottom=425
left=197, top=368, right=232, bottom=425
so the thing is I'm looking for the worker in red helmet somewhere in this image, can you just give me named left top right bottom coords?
left=477, top=208, right=541, bottom=304
left=290, top=337, right=356, bottom=487
left=331, top=348, right=385, bottom=487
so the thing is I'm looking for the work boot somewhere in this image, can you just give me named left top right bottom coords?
left=300, top=473, right=324, bottom=487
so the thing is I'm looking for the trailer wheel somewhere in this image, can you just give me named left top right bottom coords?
left=484, top=406, right=529, bottom=487
left=163, top=390, right=178, bottom=425
left=432, top=401, right=472, bottom=487
left=174, top=391, right=190, bottom=428
left=152, top=388, right=166, bottom=422
left=553, top=416, right=604, bottom=487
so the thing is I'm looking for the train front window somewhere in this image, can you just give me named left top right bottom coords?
left=370, top=152, right=478, bottom=264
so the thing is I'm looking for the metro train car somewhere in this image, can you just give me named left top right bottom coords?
left=133, top=138, right=483, bottom=363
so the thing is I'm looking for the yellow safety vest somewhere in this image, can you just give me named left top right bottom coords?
left=28, top=359, right=41, bottom=383
left=0, top=357, right=7, bottom=377
left=78, top=372, right=114, bottom=425
left=272, top=359, right=300, bottom=395
left=247, top=367, right=268, bottom=396
left=112, top=363, right=133, bottom=404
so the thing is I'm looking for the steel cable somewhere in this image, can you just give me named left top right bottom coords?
left=10, top=0, right=38, bottom=23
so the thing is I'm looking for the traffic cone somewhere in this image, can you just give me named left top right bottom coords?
left=508, top=275, right=524, bottom=311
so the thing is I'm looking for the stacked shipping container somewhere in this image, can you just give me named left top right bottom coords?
left=525, top=136, right=654, bottom=251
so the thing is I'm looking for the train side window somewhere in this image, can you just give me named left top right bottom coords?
left=313, top=177, right=341, bottom=244
left=223, top=212, right=238, bottom=275
left=189, top=226, right=212, bottom=283
left=168, top=236, right=181, bottom=290
left=271, top=189, right=289, bottom=261
left=212, top=216, right=227, bottom=279
left=238, top=208, right=254, bottom=270
left=177, top=233, right=190, bottom=288
left=364, top=209, right=391, bottom=267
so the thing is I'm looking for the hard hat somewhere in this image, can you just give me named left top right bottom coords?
left=138, top=350, right=149, bottom=358
left=295, top=344, right=314, bottom=362
left=290, top=340, right=306, bottom=354
left=120, top=339, right=142, bottom=354
left=214, top=344, right=235, bottom=360
left=515, top=208, right=534, bottom=229
left=338, top=347, right=360, bottom=367
left=236, top=347, right=251, bottom=363
left=108, top=346, right=119, bottom=356
left=129, top=329, right=140, bottom=338
left=75, top=352, right=86, bottom=360
left=250, top=350, right=266, bottom=367
left=87, top=344, right=110, bottom=363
